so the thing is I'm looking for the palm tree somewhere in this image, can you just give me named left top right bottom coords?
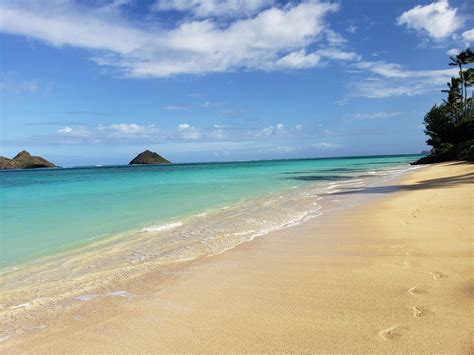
left=449, top=49, right=474, bottom=115
left=442, top=77, right=462, bottom=122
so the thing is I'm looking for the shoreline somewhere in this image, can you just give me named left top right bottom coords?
left=0, top=162, right=417, bottom=311
left=2, top=162, right=473, bottom=352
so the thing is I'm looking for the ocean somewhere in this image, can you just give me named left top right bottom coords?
left=0, top=154, right=423, bottom=338
left=0, top=154, right=420, bottom=269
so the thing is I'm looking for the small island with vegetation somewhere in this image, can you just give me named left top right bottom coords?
left=413, top=48, right=474, bottom=164
left=0, top=150, right=57, bottom=170
left=129, top=150, right=171, bottom=165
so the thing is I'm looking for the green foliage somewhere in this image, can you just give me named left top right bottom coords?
left=467, top=145, right=474, bottom=162
left=442, top=77, right=462, bottom=117
left=416, top=48, right=474, bottom=164
left=452, top=118, right=474, bottom=144
left=448, top=48, right=474, bottom=121
left=432, top=143, right=456, bottom=161
left=423, top=104, right=455, bottom=148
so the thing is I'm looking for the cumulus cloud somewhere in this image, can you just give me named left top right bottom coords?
left=177, top=124, right=201, bottom=139
left=446, top=48, right=460, bottom=56
left=397, top=1, right=463, bottom=40
left=56, top=123, right=160, bottom=143
left=56, top=125, right=95, bottom=142
left=462, top=29, right=474, bottom=44
left=0, top=0, right=347, bottom=77
left=105, top=123, right=152, bottom=135
left=52, top=121, right=317, bottom=145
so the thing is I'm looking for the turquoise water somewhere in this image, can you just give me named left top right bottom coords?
left=0, top=155, right=419, bottom=268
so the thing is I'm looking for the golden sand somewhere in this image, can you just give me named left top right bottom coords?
left=3, top=162, right=473, bottom=353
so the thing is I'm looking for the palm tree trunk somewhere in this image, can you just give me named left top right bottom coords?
left=459, top=63, right=464, bottom=122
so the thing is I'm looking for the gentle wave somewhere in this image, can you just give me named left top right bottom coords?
left=0, top=162, right=424, bottom=342
left=140, top=221, right=184, bottom=233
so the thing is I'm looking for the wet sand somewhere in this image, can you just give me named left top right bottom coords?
left=3, top=162, right=473, bottom=353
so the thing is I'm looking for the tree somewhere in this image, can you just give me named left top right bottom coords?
left=414, top=48, right=474, bottom=164
left=449, top=49, right=474, bottom=117
left=423, top=104, right=454, bottom=148
left=442, top=77, right=462, bottom=122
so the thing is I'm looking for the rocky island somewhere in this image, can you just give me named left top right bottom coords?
left=0, top=150, right=57, bottom=169
left=129, top=150, right=171, bottom=165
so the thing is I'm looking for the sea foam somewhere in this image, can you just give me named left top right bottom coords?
left=141, top=221, right=183, bottom=233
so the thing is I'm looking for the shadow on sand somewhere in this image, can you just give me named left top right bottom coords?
left=329, top=170, right=474, bottom=196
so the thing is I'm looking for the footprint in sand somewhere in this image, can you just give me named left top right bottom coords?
left=429, top=271, right=445, bottom=280
left=407, top=286, right=428, bottom=295
left=411, top=306, right=423, bottom=318
left=378, top=325, right=407, bottom=341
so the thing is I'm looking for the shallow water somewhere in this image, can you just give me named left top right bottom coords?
left=0, top=155, right=418, bottom=268
left=0, top=154, right=422, bottom=340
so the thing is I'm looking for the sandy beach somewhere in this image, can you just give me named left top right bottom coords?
left=3, top=162, right=473, bottom=353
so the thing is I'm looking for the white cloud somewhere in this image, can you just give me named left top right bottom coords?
left=346, top=25, right=357, bottom=33
left=349, top=60, right=458, bottom=98
left=58, top=126, right=73, bottom=134
left=324, top=29, right=346, bottom=46
left=105, top=123, right=158, bottom=136
left=260, top=123, right=285, bottom=136
left=352, top=112, right=401, bottom=120
left=56, top=126, right=93, bottom=141
left=275, top=50, right=321, bottom=69
left=273, top=47, right=360, bottom=70
left=177, top=123, right=201, bottom=139
left=446, top=48, right=460, bottom=56
left=0, top=3, right=147, bottom=54
left=57, top=123, right=160, bottom=143
left=462, top=29, right=474, bottom=43
left=152, top=0, right=274, bottom=18
left=316, top=49, right=361, bottom=61
left=177, top=123, right=191, bottom=130
left=0, top=1, right=343, bottom=77
left=397, top=1, right=463, bottom=40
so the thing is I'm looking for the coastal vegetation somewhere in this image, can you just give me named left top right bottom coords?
left=414, top=48, right=474, bottom=164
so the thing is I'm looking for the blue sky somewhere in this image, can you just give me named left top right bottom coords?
left=1, top=0, right=473, bottom=166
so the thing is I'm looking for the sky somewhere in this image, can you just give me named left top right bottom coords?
left=1, top=0, right=473, bottom=166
